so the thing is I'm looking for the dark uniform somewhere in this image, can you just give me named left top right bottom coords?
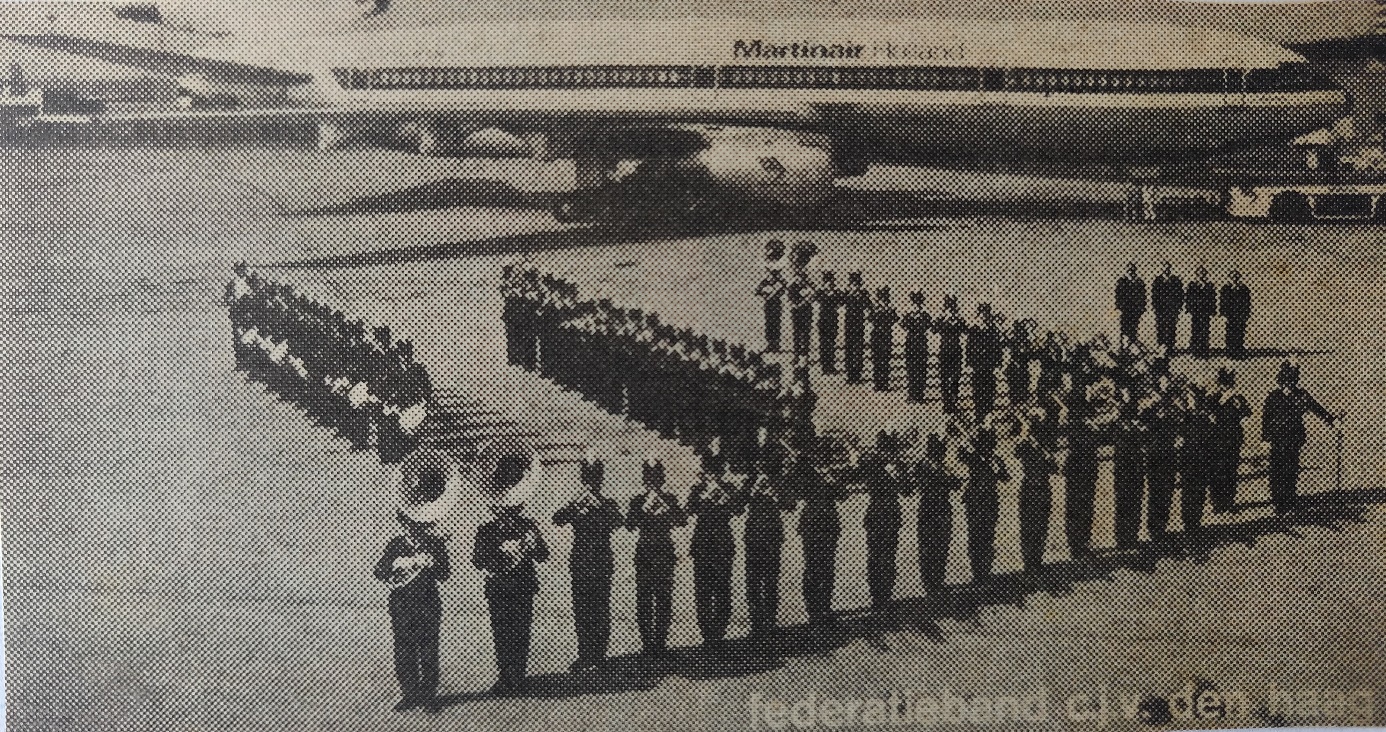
left=626, top=464, right=687, bottom=655
left=901, top=297, right=932, bottom=403
left=817, top=273, right=842, bottom=374
left=687, top=462, right=745, bottom=644
left=842, top=274, right=871, bottom=384
left=862, top=435, right=910, bottom=608
left=1139, top=383, right=1182, bottom=542
left=914, top=439, right=959, bottom=594
left=1219, top=275, right=1252, bottom=360
left=967, top=313, right=1003, bottom=420
left=869, top=289, right=898, bottom=392
left=746, top=442, right=791, bottom=637
left=374, top=527, right=451, bottom=709
left=787, top=273, right=816, bottom=359
left=959, top=428, right=1008, bottom=583
left=1005, top=321, right=1034, bottom=407
left=1180, top=386, right=1213, bottom=538
left=1262, top=369, right=1335, bottom=514
left=934, top=305, right=967, bottom=414
left=758, top=270, right=786, bottom=353
left=1115, top=267, right=1147, bottom=346
left=1185, top=273, right=1217, bottom=358
left=472, top=508, right=550, bottom=695
left=1151, top=267, right=1184, bottom=352
left=1014, top=427, right=1059, bottom=573
left=1064, top=378, right=1101, bottom=558
left=1210, top=382, right=1252, bottom=513
left=786, top=439, right=842, bottom=624
left=552, top=461, right=624, bottom=671
left=1111, top=395, right=1146, bottom=550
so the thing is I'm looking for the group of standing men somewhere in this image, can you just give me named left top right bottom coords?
left=501, top=262, right=817, bottom=471
left=757, top=241, right=1061, bottom=423
left=223, top=265, right=433, bottom=463
left=1115, top=261, right=1253, bottom=358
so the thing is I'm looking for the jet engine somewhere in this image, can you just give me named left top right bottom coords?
left=556, top=125, right=837, bottom=225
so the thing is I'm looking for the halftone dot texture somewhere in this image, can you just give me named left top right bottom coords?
left=3, top=1, right=1386, bottom=731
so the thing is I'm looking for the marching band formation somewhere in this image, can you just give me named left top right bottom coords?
left=224, top=265, right=434, bottom=463
left=221, top=255, right=1340, bottom=711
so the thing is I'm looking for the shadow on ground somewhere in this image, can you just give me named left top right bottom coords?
left=263, top=179, right=1128, bottom=271
left=437, top=487, right=1386, bottom=706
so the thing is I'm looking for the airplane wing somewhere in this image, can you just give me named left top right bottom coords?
left=1, top=33, right=312, bottom=87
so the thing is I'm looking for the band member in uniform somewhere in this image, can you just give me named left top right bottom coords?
left=374, top=448, right=458, bottom=712
left=1209, top=368, right=1252, bottom=514
left=1220, top=270, right=1252, bottom=360
left=842, top=271, right=871, bottom=384
left=863, top=431, right=910, bottom=608
left=626, top=458, right=687, bottom=657
left=901, top=291, right=932, bottom=403
left=934, top=295, right=966, bottom=414
left=1065, top=367, right=1102, bottom=559
left=746, top=430, right=791, bottom=638
left=472, top=440, right=550, bottom=697
left=817, top=271, right=843, bottom=374
left=1185, top=267, right=1217, bottom=358
left=869, top=287, right=898, bottom=392
left=787, top=268, right=816, bottom=359
left=687, top=447, right=745, bottom=645
left=552, top=454, right=624, bottom=671
left=1005, top=319, right=1035, bottom=407
left=1014, top=410, right=1060, bottom=573
left=967, top=304, right=1003, bottom=420
left=1111, top=381, right=1146, bottom=550
left=1115, top=262, right=1147, bottom=346
left=915, top=434, right=960, bottom=596
left=758, top=268, right=786, bottom=353
left=793, top=435, right=845, bottom=625
left=1179, top=382, right=1214, bottom=540
left=1139, top=372, right=1182, bottom=542
left=958, top=423, right=1009, bottom=583
left=1151, top=262, right=1184, bottom=352
left=1262, top=362, right=1341, bottom=514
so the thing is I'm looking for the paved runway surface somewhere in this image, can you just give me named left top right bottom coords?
left=3, top=144, right=1384, bottom=730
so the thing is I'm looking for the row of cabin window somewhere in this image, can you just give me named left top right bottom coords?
left=352, top=66, right=698, bottom=89
left=334, top=65, right=1319, bottom=94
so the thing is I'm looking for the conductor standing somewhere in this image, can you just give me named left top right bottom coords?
left=1115, top=263, right=1147, bottom=346
left=1262, top=362, right=1340, bottom=514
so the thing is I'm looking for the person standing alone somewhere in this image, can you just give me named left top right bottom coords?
left=1262, top=362, right=1341, bottom=514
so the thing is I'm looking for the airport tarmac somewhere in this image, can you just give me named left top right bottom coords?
left=3, top=144, right=1385, bottom=731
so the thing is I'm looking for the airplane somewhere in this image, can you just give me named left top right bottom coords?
left=2, top=1, right=1383, bottom=223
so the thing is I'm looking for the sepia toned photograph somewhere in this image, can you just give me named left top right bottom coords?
left=2, top=1, right=1384, bottom=729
